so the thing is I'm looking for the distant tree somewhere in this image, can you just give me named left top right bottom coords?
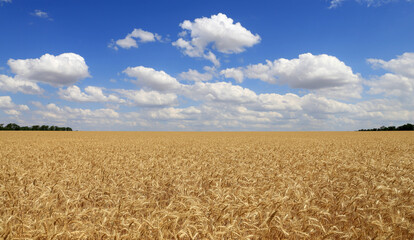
left=21, top=126, right=30, bottom=131
left=6, top=123, right=20, bottom=130
left=359, top=123, right=413, bottom=131
left=397, top=123, right=414, bottom=131
left=0, top=123, right=72, bottom=131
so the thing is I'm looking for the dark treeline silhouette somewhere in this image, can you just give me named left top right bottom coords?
left=359, top=123, right=414, bottom=131
left=0, top=123, right=72, bottom=131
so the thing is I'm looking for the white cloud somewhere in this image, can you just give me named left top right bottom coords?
left=248, top=53, right=360, bottom=88
left=31, top=10, right=52, bottom=20
left=179, top=69, right=213, bottom=82
left=36, top=103, right=119, bottom=120
left=110, top=28, right=161, bottom=50
left=366, top=52, right=414, bottom=97
left=223, top=53, right=362, bottom=99
left=173, top=13, right=260, bottom=65
left=0, top=96, right=30, bottom=115
left=255, top=93, right=302, bottom=111
left=220, top=68, right=244, bottom=83
left=115, top=37, right=137, bottom=49
left=0, top=74, right=43, bottom=94
left=116, top=89, right=178, bottom=107
left=301, top=94, right=360, bottom=114
left=148, top=106, right=201, bottom=120
left=368, top=52, right=414, bottom=78
left=123, top=66, right=181, bottom=91
left=7, top=53, right=90, bottom=86
left=4, top=109, right=20, bottom=115
left=58, top=85, right=125, bottom=103
left=204, top=51, right=220, bottom=67
left=366, top=73, right=413, bottom=96
left=0, top=95, right=16, bottom=108
left=329, top=0, right=346, bottom=8
left=182, top=81, right=257, bottom=103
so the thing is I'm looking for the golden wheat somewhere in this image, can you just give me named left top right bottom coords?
left=0, top=132, right=413, bottom=239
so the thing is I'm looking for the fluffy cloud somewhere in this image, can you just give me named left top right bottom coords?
left=247, top=53, right=359, bottom=88
left=366, top=73, right=413, bottom=96
left=58, top=86, right=124, bottom=103
left=35, top=103, right=119, bottom=120
left=182, top=81, right=257, bottom=103
left=123, top=66, right=181, bottom=91
left=148, top=106, right=201, bottom=120
left=179, top=69, right=213, bottom=82
left=173, top=13, right=260, bottom=65
left=110, top=29, right=161, bottom=50
left=255, top=93, right=302, bottom=111
left=0, top=96, right=29, bottom=115
left=301, top=94, right=360, bottom=114
left=368, top=52, right=414, bottom=78
left=220, top=68, right=244, bottom=83
left=366, top=52, right=414, bottom=97
left=7, top=53, right=90, bottom=86
left=116, top=89, right=178, bottom=107
left=222, top=53, right=362, bottom=99
left=0, top=74, right=43, bottom=94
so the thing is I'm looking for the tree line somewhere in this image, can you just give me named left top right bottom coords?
left=358, top=123, right=414, bottom=131
left=0, top=123, right=72, bottom=131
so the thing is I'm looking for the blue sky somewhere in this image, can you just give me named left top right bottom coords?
left=0, top=0, right=413, bottom=130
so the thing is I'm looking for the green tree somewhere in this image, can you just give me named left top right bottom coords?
left=6, top=123, right=20, bottom=130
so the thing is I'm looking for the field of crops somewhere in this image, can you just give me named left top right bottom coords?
left=1, top=132, right=413, bottom=239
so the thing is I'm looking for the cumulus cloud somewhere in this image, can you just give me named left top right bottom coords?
left=123, top=66, right=181, bottom=91
left=182, top=81, right=257, bottom=103
left=220, top=68, right=244, bottom=83
left=115, top=89, right=178, bottom=107
left=366, top=52, right=414, bottom=97
left=255, top=93, right=302, bottom=111
left=0, top=95, right=30, bottom=115
left=301, top=94, right=360, bottom=114
left=367, top=73, right=413, bottom=97
left=7, top=53, right=90, bottom=86
left=0, top=74, right=43, bottom=94
left=222, top=53, right=362, bottom=99
left=173, top=13, right=261, bottom=65
left=35, top=103, right=119, bottom=120
left=148, top=106, right=201, bottom=120
left=179, top=69, right=213, bottom=82
left=58, top=86, right=125, bottom=103
left=109, top=28, right=161, bottom=50
left=368, top=52, right=414, bottom=78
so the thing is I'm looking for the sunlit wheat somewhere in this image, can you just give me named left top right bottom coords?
left=0, top=132, right=413, bottom=239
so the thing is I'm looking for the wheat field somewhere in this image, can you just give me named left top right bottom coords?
left=0, top=132, right=413, bottom=239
